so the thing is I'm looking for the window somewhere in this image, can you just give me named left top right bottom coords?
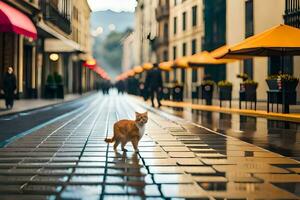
left=192, top=69, right=198, bottom=82
left=182, top=12, right=187, bottom=31
left=181, top=69, right=186, bottom=83
left=268, top=56, right=293, bottom=75
left=192, top=6, right=197, bottom=27
left=245, top=0, right=254, bottom=37
left=163, top=50, right=168, bottom=62
left=163, top=23, right=168, bottom=41
left=191, top=39, right=197, bottom=54
left=244, top=59, right=253, bottom=79
left=182, top=43, right=187, bottom=56
left=173, top=17, right=177, bottom=34
left=173, top=46, right=177, bottom=60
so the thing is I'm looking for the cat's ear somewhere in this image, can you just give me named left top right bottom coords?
left=135, top=112, right=139, bottom=116
left=144, top=112, right=148, bottom=116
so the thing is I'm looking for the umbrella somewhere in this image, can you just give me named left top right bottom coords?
left=174, top=56, right=191, bottom=68
left=188, top=51, right=225, bottom=66
left=133, top=66, right=144, bottom=74
left=159, top=61, right=173, bottom=71
left=143, top=63, right=153, bottom=70
left=220, top=24, right=300, bottom=58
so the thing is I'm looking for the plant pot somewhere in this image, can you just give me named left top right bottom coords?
left=219, top=86, right=232, bottom=101
left=163, top=87, right=171, bottom=100
left=56, top=84, right=64, bottom=99
left=266, top=79, right=279, bottom=90
left=281, top=79, right=299, bottom=92
left=45, top=84, right=57, bottom=99
left=201, top=84, right=214, bottom=105
left=172, top=86, right=183, bottom=102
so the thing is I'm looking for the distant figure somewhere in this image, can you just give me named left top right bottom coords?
left=1, top=67, right=17, bottom=109
left=115, top=80, right=125, bottom=94
left=145, top=63, right=163, bottom=108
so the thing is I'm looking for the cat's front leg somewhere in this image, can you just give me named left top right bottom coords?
left=131, top=137, right=139, bottom=152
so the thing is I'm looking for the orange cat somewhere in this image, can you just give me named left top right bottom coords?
left=105, top=112, right=148, bottom=152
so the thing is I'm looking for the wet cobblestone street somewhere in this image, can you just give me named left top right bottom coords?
left=0, top=94, right=299, bottom=199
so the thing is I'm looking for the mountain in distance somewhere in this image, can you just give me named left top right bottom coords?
left=90, top=9, right=134, bottom=37
left=91, top=10, right=135, bottom=78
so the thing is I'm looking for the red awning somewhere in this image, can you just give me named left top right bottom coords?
left=0, top=1, right=37, bottom=39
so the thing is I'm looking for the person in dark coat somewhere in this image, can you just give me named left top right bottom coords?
left=1, top=67, right=17, bottom=109
left=145, top=63, right=163, bottom=108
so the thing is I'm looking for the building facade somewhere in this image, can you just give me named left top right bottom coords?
left=225, top=0, right=300, bottom=101
left=121, top=31, right=138, bottom=72
left=168, top=0, right=204, bottom=99
left=135, top=0, right=158, bottom=65
left=0, top=0, right=95, bottom=101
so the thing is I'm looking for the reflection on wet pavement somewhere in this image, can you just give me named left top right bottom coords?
left=163, top=106, right=300, bottom=161
left=0, top=94, right=299, bottom=199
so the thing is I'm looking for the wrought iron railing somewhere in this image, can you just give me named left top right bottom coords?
left=40, top=0, right=72, bottom=34
left=156, top=5, right=169, bottom=21
left=284, top=0, right=300, bottom=28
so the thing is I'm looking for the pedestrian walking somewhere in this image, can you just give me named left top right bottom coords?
left=1, top=67, right=17, bottom=109
left=145, top=63, right=163, bottom=108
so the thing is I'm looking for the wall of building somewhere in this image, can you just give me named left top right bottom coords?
left=169, top=0, right=203, bottom=99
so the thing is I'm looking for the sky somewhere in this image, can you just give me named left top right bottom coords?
left=87, top=0, right=137, bottom=12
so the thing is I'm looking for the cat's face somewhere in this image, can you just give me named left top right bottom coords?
left=135, top=112, right=148, bottom=126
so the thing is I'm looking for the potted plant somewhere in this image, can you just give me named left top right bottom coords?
left=218, top=80, right=233, bottom=107
left=237, top=73, right=249, bottom=81
left=201, top=80, right=215, bottom=105
left=45, top=74, right=56, bottom=99
left=239, top=79, right=258, bottom=110
left=54, top=72, right=64, bottom=99
left=278, top=74, right=299, bottom=92
left=266, top=74, right=280, bottom=90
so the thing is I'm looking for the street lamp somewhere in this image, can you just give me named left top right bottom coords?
left=49, top=53, right=59, bottom=61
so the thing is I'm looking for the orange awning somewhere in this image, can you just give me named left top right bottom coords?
left=210, top=45, right=243, bottom=61
left=142, top=63, right=153, bottom=70
left=188, top=51, right=224, bottom=66
left=220, top=24, right=300, bottom=58
left=174, top=56, right=190, bottom=68
left=159, top=61, right=173, bottom=71
left=133, top=66, right=144, bottom=74
left=126, top=69, right=135, bottom=77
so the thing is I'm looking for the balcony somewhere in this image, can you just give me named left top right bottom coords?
left=156, top=5, right=169, bottom=21
left=284, top=0, right=300, bottom=28
left=156, top=37, right=169, bottom=47
left=284, top=11, right=300, bottom=28
left=40, top=1, right=72, bottom=34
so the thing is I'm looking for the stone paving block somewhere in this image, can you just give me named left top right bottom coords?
left=181, top=166, right=216, bottom=174
left=31, top=175, right=68, bottom=184
left=161, top=184, right=208, bottom=198
left=149, top=166, right=184, bottom=174
left=0, top=194, right=56, bottom=200
left=22, top=184, right=62, bottom=194
left=162, top=146, right=190, bottom=152
left=153, top=174, right=193, bottom=184
left=144, top=159, right=177, bottom=166
left=176, top=158, right=203, bottom=166
left=60, top=185, right=102, bottom=200
left=0, top=184, right=22, bottom=193
left=70, top=175, right=104, bottom=184
left=169, top=152, right=195, bottom=158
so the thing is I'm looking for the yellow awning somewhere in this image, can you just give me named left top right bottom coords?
left=174, top=56, right=190, bottom=68
left=159, top=61, right=173, bottom=71
left=210, top=45, right=242, bottom=62
left=126, top=70, right=135, bottom=77
left=188, top=51, right=224, bottom=65
left=143, top=63, right=153, bottom=70
left=220, top=24, right=300, bottom=58
left=133, top=66, right=144, bottom=74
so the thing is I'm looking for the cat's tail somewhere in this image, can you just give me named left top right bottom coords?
left=104, top=136, right=115, bottom=143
